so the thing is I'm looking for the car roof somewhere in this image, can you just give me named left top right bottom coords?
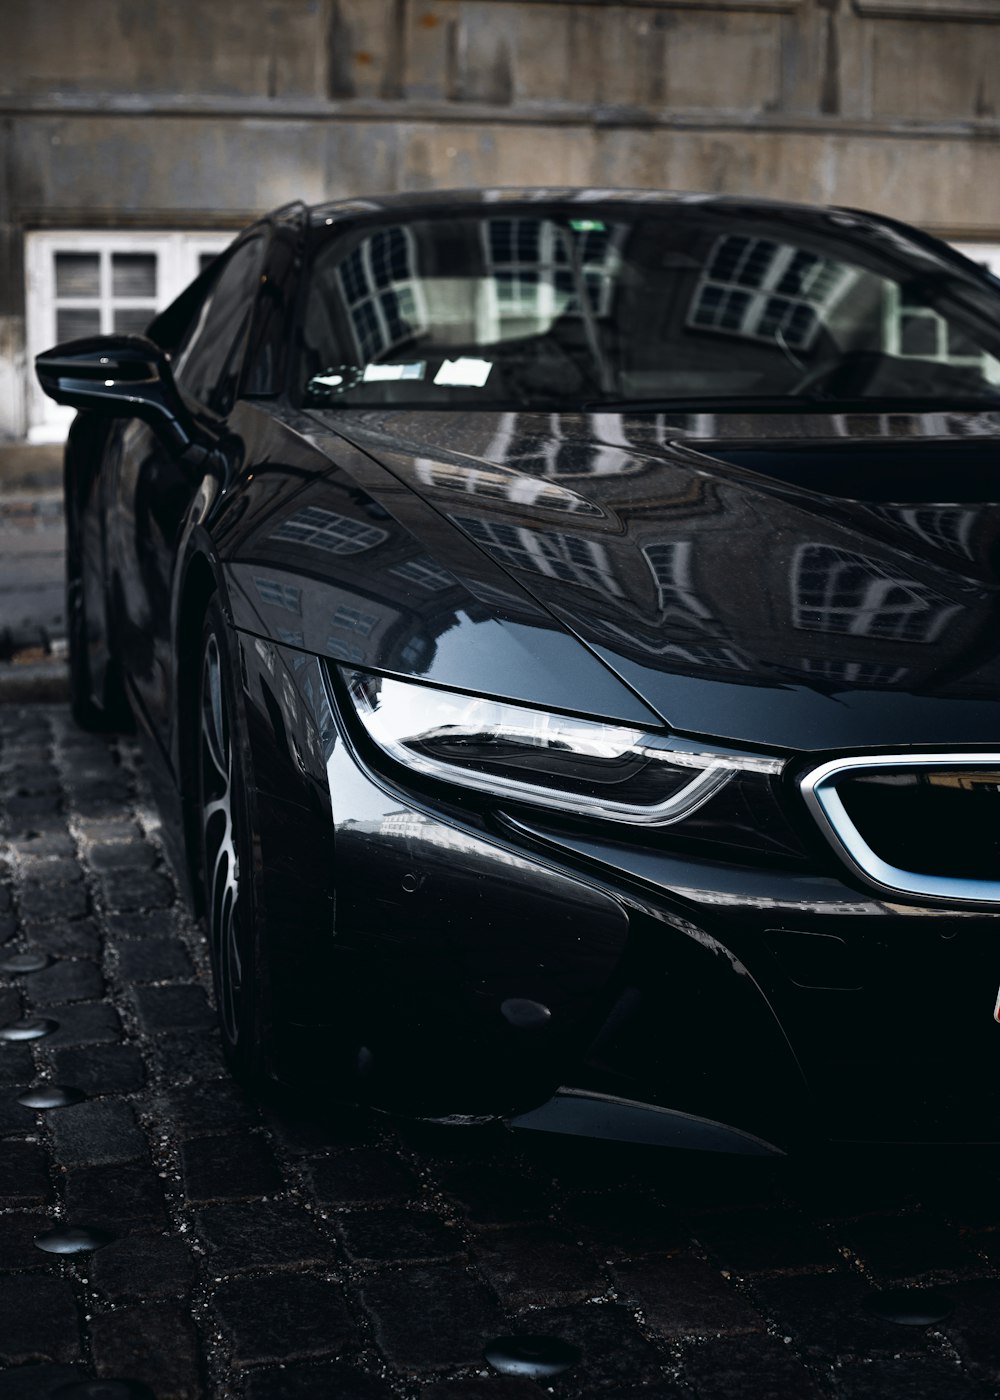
left=305, top=187, right=849, bottom=229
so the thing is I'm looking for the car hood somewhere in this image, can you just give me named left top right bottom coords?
left=313, top=406, right=1000, bottom=753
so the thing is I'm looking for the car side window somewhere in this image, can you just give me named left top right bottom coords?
left=172, top=233, right=266, bottom=414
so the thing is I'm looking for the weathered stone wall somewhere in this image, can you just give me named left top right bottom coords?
left=2, top=0, right=999, bottom=437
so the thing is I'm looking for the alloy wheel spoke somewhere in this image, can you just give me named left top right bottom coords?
left=200, top=631, right=243, bottom=1050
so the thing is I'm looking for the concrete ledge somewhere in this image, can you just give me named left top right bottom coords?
left=0, top=659, right=69, bottom=704
left=0, top=444, right=62, bottom=495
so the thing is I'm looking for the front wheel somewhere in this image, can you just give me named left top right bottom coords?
left=65, top=475, right=130, bottom=732
left=196, top=597, right=267, bottom=1083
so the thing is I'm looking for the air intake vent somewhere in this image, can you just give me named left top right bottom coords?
left=801, top=753, right=1000, bottom=904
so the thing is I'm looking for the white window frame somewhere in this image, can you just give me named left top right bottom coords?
left=952, top=243, right=1000, bottom=276
left=25, top=229, right=233, bottom=442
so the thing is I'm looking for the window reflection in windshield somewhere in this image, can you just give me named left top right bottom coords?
left=298, top=206, right=1000, bottom=411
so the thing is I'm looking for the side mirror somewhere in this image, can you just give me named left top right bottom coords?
left=35, top=334, right=201, bottom=454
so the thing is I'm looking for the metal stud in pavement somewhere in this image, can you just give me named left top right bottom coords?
left=34, top=1225, right=115, bottom=1256
left=0, top=1017, right=59, bottom=1040
left=484, top=1334, right=582, bottom=1378
left=0, top=950, right=53, bottom=973
left=18, top=1084, right=86, bottom=1108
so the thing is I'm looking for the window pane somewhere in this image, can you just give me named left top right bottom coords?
left=112, top=252, right=157, bottom=298
left=57, top=308, right=101, bottom=341
left=55, top=253, right=100, bottom=298
left=113, top=307, right=154, bottom=336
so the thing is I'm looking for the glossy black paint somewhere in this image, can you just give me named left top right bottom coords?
left=37, top=190, right=1000, bottom=1149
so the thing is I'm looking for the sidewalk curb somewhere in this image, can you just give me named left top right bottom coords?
left=0, top=659, right=70, bottom=703
left=0, top=443, right=62, bottom=495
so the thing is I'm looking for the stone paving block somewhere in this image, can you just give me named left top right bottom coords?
left=49, top=1098, right=147, bottom=1166
left=360, top=1263, right=505, bottom=1370
left=180, top=1132, right=282, bottom=1203
left=24, top=920, right=101, bottom=959
left=559, top=1191, right=687, bottom=1260
left=71, top=787, right=135, bottom=820
left=213, top=1275, right=356, bottom=1368
left=834, top=1355, right=990, bottom=1399
left=60, top=752, right=121, bottom=784
left=0, top=988, right=20, bottom=1024
left=63, top=1162, right=168, bottom=1232
left=98, top=868, right=175, bottom=911
left=87, top=839, right=158, bottom=871
left=9, top=829, right=75, bottom=858
left=1, top=797, right=60, bottom=830
left=22, top=958, right=103, bottom=1005
left=132, top=983, right=215, bottom=1033
left=115, top=935, right=193, bottom=983
left=17, top=879, right=89, bottom=922
left=196, top=1200, right=337, bottom=1273
left=32, top=1001, right=122, bottom=1045
left=2, top=781, right=59, bottom=808
left=0, top=1092, right=38, bottom=1137
left=0, top=915, right=16, bottom=945
left=91, top=1234, right=196, bottom=1303
left=0, top=1211, right=58, bottom=1271
left=753, top=1271, right=934, bottom=1359
left=682, top=1334, right=828, bottom=1400
left=0, top=1364, right=85, bottom=1399
left=0, top=1045, right=34, bottom=1084
left=266, top=1104, right=381, bottom=1153
left=91, top=1302, right=202, bottom=1400
left=19, top=858, right=81, bottom=887
left=74, top=817, right=144, bottom=843
left=612, top=1254, right=765, bottom=1339
left=694, top=1207, right=841, bottom=1275
left=164, top=1077, right=254, bottom=1138
left=51, top=1042, right=146, bottom=1095
left=336, top=1206, right=463, bottom=1264
left=0, top=1139, right=52, bottom=1206
left=306, top=1148, right=421, bottom=1206
left=103, top=907, right=176, bottom=940
left=501, top=1302, right=669, bottom=1395
left=0, top=1275, right=81, bottom=1364
left=941, top=1278, right=1000, bottom=1377
left=839, top=1212, right=974, bottom=1281
left=475, top=1226, right=606, bottom=1310
left=435, top=1160, right=550, bottom=1225
left=150, top=1028, right=228, bottom=1080
left=244, top=1363, right=396, bottom=1400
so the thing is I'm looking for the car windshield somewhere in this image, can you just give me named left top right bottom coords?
left=296, top=203, right=1000, bottom=411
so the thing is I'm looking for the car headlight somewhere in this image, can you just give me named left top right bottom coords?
left=338, top=668, right=782, bottom=827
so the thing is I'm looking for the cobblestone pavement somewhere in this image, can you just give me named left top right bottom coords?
left=3, top=704, right=1000, bottom=1399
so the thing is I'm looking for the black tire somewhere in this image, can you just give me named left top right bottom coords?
left=196, top=596, right=268, bottom=1084
left=65, top=476, right=131, bottom=732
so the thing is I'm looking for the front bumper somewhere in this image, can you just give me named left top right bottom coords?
left=241, top=635, right=1000, bottom=1150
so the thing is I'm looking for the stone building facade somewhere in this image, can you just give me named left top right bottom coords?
left=2, top=0, right=999, bottom=441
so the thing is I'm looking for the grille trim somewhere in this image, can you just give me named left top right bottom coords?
left=801, top=752, right=1000, bottom=905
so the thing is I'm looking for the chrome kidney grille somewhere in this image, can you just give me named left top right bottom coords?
left=801, top=753, right=1000, bottom=905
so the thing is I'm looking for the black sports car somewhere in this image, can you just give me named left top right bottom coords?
left=36, top=190, right=1000, bottom=1154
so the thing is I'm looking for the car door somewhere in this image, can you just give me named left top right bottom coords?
left=103, top=230, right=269, bottom=748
